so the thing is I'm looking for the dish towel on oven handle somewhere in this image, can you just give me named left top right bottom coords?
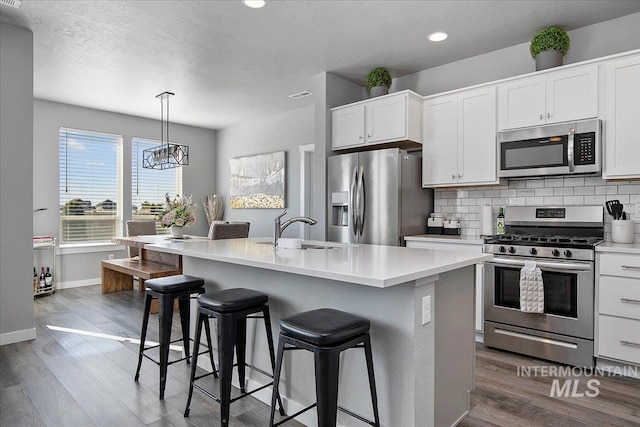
left=520, top=260, right=544, bottom=313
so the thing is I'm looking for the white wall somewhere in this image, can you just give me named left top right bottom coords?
left=33, top=99, right=217, bottom=284
left=393, top=12, right=640, bottom=96
left=1, top=23, right=35, bottom=344
left=215, top=105, right=315, bottom=238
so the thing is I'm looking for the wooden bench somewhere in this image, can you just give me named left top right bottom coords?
left=101, top=259, right=182, bottom=293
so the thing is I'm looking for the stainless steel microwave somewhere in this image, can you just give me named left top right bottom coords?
left=498, top=118, right=601, bottom=178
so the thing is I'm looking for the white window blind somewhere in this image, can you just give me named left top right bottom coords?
left=132, top=137, right=182, bottom=234
left=59, top=128, right=123, bottom=244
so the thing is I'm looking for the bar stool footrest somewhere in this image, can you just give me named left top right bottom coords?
left=272, top=403, right=317, bottom=427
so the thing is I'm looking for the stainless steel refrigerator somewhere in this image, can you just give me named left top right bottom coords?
left=327, top=148, right=433, bottom=246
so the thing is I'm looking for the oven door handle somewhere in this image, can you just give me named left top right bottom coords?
left=490, top=257, right=592, bottom=272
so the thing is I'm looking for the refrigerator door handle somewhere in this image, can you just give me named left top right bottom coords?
left=350, top=166, right=358, bottom=236
left=357, top=165, right=365, bottom=236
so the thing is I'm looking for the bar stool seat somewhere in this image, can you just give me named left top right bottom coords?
left=280, top=308, right=370, bottom=346
left=184, top=288, right=285, bottom=427
left=270, top=308, right=380, bottom=427
left=134, top=275, right=205, bottom=400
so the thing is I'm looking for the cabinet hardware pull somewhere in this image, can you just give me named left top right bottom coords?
left=620, top=340, right=640, bottom=348
left=359, top=135, right=363, bottom=140
left=458, top=174, right=462, bottom=179
left=620, top=298, right=640, bottom=304
left=621, top=265, right=640, bottom=271
left=367, top=133, right=371, bottom=138
left=547, top=113, right=551, bottom=119
left=452, top=174, right=455, bottom=180
left=540, top=114, right=544, bottom=120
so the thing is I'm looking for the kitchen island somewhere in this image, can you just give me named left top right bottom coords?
left=146, top=237, right=492, bottom=427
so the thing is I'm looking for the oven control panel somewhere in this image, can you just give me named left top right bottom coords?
left=484, top=244, right=594, bottom=262
left=536, top=208, right=566, bottom=219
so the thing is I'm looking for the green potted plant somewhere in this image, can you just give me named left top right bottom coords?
left=529, top=26, right=570, bottom=71
left=365, top=67, right=392, bottom=97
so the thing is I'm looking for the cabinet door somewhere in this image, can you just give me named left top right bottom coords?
left=458, top=86, right=498, bottom=185
left=604, top=55, right=640, bottom=179
left=332, top=104, right=365, bottom=149
left=365, top=93, right=407, bottom=144
left=497, top=76, right=545, bottom=130
left=422, top=95, right=458, bottom=186
left=546, top=65, right=598, bottom=124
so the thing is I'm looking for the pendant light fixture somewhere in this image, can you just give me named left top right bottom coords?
left=143, top=91, right=189, bottom=169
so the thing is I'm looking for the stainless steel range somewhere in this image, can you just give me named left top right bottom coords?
left=483, top=206, right=604, bottom=368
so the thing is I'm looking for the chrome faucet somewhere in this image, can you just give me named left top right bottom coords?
left=273, top=209, right=317, bottom=246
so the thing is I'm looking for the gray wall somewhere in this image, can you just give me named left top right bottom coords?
left=393, top=12, right=640, bottom=96
left=1, top=23, right=34, bottom=343
left=33, top=99, right=217, bottom=285
left=215, top=105, right=315, bottom=238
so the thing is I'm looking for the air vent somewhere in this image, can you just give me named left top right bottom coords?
left=288, top=91, right=313, bottom=100
left=0, top=0, right=22, bottom=8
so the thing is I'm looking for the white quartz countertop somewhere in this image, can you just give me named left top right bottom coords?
left=146, top=238, right=492, bottom=288
left=404, top=234, right=484, bottom=245
left=596, top=241, right=640, bottom=254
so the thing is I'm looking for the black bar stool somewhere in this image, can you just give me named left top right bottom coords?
left=269, top=308, right=380, bottom=427
left=184, top=288, right=285, bottom=427
left=134, top=274, right=205, bottom=399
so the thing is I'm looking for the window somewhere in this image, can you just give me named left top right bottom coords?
left=132, top=138, right=182, bottom=234
left=59, top=128, right=122, bottom=244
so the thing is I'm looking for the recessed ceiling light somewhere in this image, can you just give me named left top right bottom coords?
left=428, top=31, right=449, bottom=42
left=242, top=0, right=266, bottom=8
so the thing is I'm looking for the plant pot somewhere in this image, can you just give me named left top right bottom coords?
left=170, top=226, right=184, bottom=238
left=535, top=50, right=563, bottom=71
left=369, top=86, right=389, bottom=97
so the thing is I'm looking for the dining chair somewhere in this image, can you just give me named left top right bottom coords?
left=126, top=220, right=157, bottom=258
left=208, top=221, right=250, bottom=240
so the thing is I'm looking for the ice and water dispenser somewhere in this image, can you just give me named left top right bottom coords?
left=331, top=192, right=349, bottom=227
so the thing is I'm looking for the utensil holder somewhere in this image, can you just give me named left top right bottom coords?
left=611, top=220, right=635, bottom=244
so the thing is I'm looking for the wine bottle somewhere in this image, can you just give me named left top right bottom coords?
left=45, top=267, right=53, bottom=287
left=39, top=267, right=46, bottom=289
left=33, top=267, right=38, bottom=292
left=496, top=207, right=505, bottom=235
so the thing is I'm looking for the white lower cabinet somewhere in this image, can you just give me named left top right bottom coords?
left=596, top=251, right=640, bottom=365
left=405, top=238, right=485, bottom=333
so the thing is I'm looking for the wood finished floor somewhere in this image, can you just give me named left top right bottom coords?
left=0, top=285, right=638, bottom=426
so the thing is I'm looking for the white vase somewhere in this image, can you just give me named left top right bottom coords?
left=369, top=86, right=389, bottom=97
left=170, top=226, right=184, bottom=238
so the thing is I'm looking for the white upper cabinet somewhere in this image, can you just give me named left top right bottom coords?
left=498, top=64, right=599, bottom=130
left=603, top=54, right=640, bottom=179
left=423, top=86, right=498, bottom=187
left=331, top=90, right=422, bottom=150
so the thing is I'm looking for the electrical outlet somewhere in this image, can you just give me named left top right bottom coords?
left=108, top=253, right=115, bottom=260
left=422, top=295, right=431, bottom=325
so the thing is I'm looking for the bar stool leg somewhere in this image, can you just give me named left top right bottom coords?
left=158, top=293, right=174, bottom=400
left=218, top=313, right=238, bottom=427
left=363, top=334, right=380, bottom=427
left=315, top=348, right=341, bottom=427
left=263, top=307, right=285, bottom=416
left=203, top=315, right=218, bottom=379
left=269, top=337, right=287, bottom=426
left=184, top=311, right=205, bottom=417
left=235, top=317, right=247, bottom=393
left=178, top=296, right=191, bottom=363
left=134, top=293, right=153, bottom=381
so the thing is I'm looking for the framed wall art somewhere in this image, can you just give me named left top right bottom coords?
left=229, top=151, right=285, bottom=209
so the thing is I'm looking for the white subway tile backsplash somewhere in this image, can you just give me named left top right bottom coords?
left=554, top=187, right=574, bottom=196
left=595, top=186, right=617, bottom=195
left=543, top=196, right=564, bottom=205
left=618, top=185, right=640, bottom=194
left=563, top=177, right=584, bottom=187
left=431, top=176, right=640, bottom=242
left=534, top=188, right=554, bottom=197
left=574, top=186, right=595, bottom=196
left=563, top=196, right=584, bottom=205
left=525, top=180, right=545, bottom=188
left=544, top=178, right=564, bottom=188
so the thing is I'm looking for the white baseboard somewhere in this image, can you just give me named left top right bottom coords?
left=0, top=327, right=36, bottom=346
left=57, top=278, right=100, bottom=289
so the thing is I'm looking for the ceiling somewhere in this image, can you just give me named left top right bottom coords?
left=1, top=1, right=639, bottom=130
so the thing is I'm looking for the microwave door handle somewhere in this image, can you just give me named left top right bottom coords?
left=490, top=257, right=592, bottom=272
left=568, top=128, right=575, bottom=172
